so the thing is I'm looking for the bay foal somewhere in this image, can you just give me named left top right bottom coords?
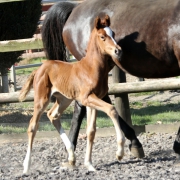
left=19, top=15, right=125, bottom=173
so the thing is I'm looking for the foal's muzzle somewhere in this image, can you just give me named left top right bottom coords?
left=115, top=45, right=122, bottom=59
left=112, top=45, right=123, bottom=69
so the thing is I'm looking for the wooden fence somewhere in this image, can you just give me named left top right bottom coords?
left=1, top=0, right=180, bottom=126
left=1, top=78, right=180, bottom=104
left=0, top=0, right=24, bottom=2
left=0, top=0, right=85, bottom=93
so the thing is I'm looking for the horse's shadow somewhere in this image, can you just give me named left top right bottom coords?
left=143, top=92, right=180, bottom=103
left=96, top=149, right=176, bottom=170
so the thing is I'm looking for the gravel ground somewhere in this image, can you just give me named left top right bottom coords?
left=1, top=70, right=179, bottom=179
left=0, top=132, right=180, bottom=180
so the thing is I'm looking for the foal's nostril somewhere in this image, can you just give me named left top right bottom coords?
left=115, top=49, right=120, bottom=55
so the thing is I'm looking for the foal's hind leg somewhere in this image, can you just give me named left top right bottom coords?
left=23, top=93, right=50, bottom=174
left=84, top=107, right=97, bottom=171
left=47, top=95, right=76, bottom=166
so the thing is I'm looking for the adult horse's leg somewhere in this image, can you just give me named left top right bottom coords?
left=173, top=127, right=180, bottom=166
left=172, top=41, right=180, bottom=164
left=68, top=101, right=86, bottom=150
left=68, top=94, right=144, bottom=158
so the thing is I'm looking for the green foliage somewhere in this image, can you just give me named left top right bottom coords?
left=0, top=0, right=42, bottom=74
left=131, top=102, right=180, bottom=125
left=16, top=57, right=46, bottom=75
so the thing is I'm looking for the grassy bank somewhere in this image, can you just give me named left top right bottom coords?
left=1, top=95, right=180, bottom=134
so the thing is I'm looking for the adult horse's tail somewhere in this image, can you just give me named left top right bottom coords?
left=41, top=2, right=77, bottom=61
left=19, top=70, right=37, bottom=102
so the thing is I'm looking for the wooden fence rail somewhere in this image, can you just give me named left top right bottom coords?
left=1, top=0, right=83, bottom=3
left=0, top=38, right=43, bottom=52
left=0, top=0, right=24, bottom=3
left=1, top=79, right=180, bottom=103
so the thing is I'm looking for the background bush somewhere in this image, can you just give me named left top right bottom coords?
left=0, top=0, right=42, bottom=74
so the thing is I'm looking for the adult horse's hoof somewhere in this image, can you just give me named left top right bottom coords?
left=61, top=161, right=77, bottom=169
left=129, top=145, right=145, bottom=158
left=174, top=154, right=180, bottom=167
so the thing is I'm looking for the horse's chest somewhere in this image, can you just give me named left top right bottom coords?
left=92, top=79, right=109, bottom=98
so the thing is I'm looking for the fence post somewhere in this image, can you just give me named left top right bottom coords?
left=10, top=65, right=16, bottom=92
left=112, top=66, right=132, bottom=126
left=0, top=76, right=2, bottom=93
left=1, top=73, right=9, bottom=93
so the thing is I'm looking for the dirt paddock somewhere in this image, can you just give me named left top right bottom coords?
left=0, top=132, right=180, bottom=180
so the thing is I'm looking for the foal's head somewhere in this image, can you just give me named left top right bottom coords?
left=93, top=15, right=122, bottom=68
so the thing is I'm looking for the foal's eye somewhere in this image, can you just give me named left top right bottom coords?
left=100, top=35, right=105, bottom=41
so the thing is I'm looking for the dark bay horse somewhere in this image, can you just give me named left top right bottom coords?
left=19, top=15, right=124, bottom=173
left=42, top=0, right=180, bottom=164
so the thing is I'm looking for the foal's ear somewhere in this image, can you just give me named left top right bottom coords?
left=94, top=16, right=101, bottom=29
left=94, top=15, right=111, bottom=29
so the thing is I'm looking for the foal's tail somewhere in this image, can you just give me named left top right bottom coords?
left=41, top=2, right=77, bottom=61
left=19, top=70, right=37, bottom=102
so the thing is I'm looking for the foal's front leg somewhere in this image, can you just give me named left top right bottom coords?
left=83, top=94, right=125, bottom=163
left=84, top=107, right=97, bottom=171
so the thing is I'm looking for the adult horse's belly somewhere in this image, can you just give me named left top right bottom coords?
left=63, top=0, right=180, bottom=78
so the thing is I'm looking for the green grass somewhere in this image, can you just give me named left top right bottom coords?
left=16, top=57, right=46, bottom=75
left=131, top=101, right=180, bottom=125
left=0, top=117, right=112, bottom=134
left=16, top=67, right=39, bottom=75
left=1, top=100, right=180, bottom=134
left=0, top=125, right=27, bottom=134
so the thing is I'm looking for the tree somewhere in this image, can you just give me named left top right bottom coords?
left=0, top=0, right=42, bottom=75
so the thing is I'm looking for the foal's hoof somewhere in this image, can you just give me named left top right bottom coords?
left=84, top=162, right=96, bottom=171
left=61, top=161, right=77, bottom=169
left=116, top=155, right=123, bottom=161
left=129, top=145, right=145, bottom=158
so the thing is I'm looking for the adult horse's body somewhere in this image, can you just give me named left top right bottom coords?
left=42, top=0, right=180, bottom=163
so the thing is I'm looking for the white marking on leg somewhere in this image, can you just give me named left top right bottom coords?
left=116, top=130, right=125, bottom=159
left=109, top=107, right=125, bottom=160
left=60, top=126, right=75, bottom=162
left=23, top=145, right=31, bottom=174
